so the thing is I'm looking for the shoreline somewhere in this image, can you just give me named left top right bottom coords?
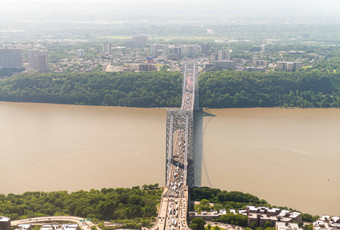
left=1, top=100, right=340, bottom=110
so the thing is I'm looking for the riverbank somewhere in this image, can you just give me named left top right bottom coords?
left=0, top=70, right=339, bottom=108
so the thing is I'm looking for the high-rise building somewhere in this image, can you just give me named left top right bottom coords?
left=0, top=216, right=11, bottom=230
left=132, top=36, right=148, bottom=48
left=261, top=45, right=265, bottom=55
left=173, top=47, right=182, bottom=58
left=103, top=41, right=111, bottom=54
left=28, top=50, right=49, bottom=73
left=28, top=49, right=38, bottom=69
left=286, top=62, right=302, bottom=71
left=200, top=43, right=210, bottom=55
left=150, top=44, right=167, bottom=56
left=0, top=48, right=22, bottom=68
left=181, top=45, right=199, bottom=58
left=276, top=62, right=286, bottom=70
left=76, top=49, right=85, bottom=57
left=217, top=49, right=232, bottom=61
left=36, top=51, right=49, bottom=73
left=276, top=61, right=302, bottom=71
left=252, top=59, right=269, bottom=67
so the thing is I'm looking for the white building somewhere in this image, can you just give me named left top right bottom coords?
left=28, top=50, right=49, bottom=73
left=314, top=215, right=340, bottom=230
left=276, top=222, right=302, bottom=230
left=0, top=216, right=11, bottom=230
left=217, top=49, right=232, bottom=61
left=16, top=224, right=32, bottom=230
left=103, top=41, right=112, bottom=54
left=76, top=49, right=85, bottom=57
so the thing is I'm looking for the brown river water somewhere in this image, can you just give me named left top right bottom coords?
left=0, top=102, right=339, bottom=215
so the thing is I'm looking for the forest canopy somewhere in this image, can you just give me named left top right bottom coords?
left=0, top=70, right=339, bottom=108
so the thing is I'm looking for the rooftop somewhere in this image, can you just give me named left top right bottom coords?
left=0, top=216, right=10, bottom=222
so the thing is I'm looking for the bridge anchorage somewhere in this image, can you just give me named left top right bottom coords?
left=152, top=62, right=200, bottom=230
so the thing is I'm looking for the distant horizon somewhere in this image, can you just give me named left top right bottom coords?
left=0, top=0, right=339, bottom=25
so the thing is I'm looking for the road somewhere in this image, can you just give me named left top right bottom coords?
left=11, top=216, right=101, bottom=230
left=151, top=63, right=198, bottom=230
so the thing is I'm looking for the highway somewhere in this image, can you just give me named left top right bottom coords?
left=11, top=216, right=101, bottom=230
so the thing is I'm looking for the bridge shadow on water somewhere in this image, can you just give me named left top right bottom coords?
left=194, top=109, right=216, bottom=188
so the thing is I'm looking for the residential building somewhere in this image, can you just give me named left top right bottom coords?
left=36, top=51, right=49, bottom=73
left=173, top=47, right=182, bottom=58
left=276, top=222, right=302, bottom=230
left=261, top=45, right=265, bottom=56
left=201, top=43, right=210, bottom=55
left=103, top=41, right=111, bottom=54
left=28, top=49, right=38, bottom=69
left=150, top=44, right=168, bottom=56
left=217, top=49, right=232, bottom=61
left=76, top=49, right=85, bottom=57
left=276, top=62, right=285, bottom=70
left=252, top=59, right=269, bottom=67
left=247, top=206, right=302, bottom=227
left=181, top=45, right=199, bottom=58
left=313, top=215, right=340, bottom=230
left=132, top=36, right=148, bottom=48
left=276, top=61, right=302, bottom=71
left=125, top=36, right=148, bottom=48
left=0, top=216, right=10, bottom=230
left=0, top=48, right=22, bottom=68
left=286, top=62, right=302, bottom=71
left=16, top=224, right=32, bottom=230
left=28, top=50, right=49, bottom=73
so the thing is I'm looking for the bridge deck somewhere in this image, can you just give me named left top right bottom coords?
left=151, top=63, right=199, bottom=230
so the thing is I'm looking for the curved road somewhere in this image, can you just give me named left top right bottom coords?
left=11, top=216, right=101, bottom=230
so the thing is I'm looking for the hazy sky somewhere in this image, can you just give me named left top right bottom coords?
left=0, top=0, right=339, bottom=22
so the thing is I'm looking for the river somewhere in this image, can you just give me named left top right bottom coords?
left=0, top=102, right=339, bottom=215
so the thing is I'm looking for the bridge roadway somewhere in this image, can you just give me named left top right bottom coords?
left=151, top=63, right=198, bottom=230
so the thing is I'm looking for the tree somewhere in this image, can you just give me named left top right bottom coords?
left=264, top=221, right=272, bottom=228
left=251, top=221, right=258, bottom=228
left=302, top=213, right=313, bottom=222
left=264, top=227, right=275, bottom=230
left=189, top=223, right=199, bottom=230
left=313, top=215, right=320, bottom=222
left=190, top=217, right=206, bottom=230
left=200, top=199, right=210, bottom=206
